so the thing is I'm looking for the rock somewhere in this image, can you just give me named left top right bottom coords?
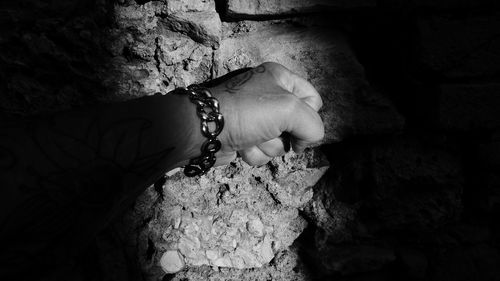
left=165, top=247, right=310, bottom=281
left=216, top=22, right=404, bottom=144
left=114, top=2, right=159, bottom=33
left=165, top=0, right=216, bottom=13
left=418, top=14, right=500, bottom=78
left=246, top=217, right=264, bottom=237
left=304, top=176, right=357, bottom=243
left=160, top=250, right=185, bottom=274
left=438, top=84, right=500, bottom=131
left=226, top=0, right=375, bottom=17
left=162, top=11, right=222, bottom=48
left=154, top=32, right=214, bottom=90
left=305, top=135, right=463, bottom=243
left=135, top=149, right=328, bottom=280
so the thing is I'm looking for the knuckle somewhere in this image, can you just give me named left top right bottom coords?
left=260, top=62, right=288, bottom=77
left=283, top=94, right=300, bottom=113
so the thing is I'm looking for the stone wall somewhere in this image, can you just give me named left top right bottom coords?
left=1, top=0, right=499, bottom=281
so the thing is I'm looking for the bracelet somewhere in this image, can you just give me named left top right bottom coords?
left=173, top=85, right=224, bottom=177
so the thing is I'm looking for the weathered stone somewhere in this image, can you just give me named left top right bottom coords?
left=438, top=84, right=500, bottom=131
left=114, top=2, right=159, bottom=33
left=419, top=14, right=500, bottom=78
left=216, top=23, right=404, bottom=144
left=162, top=11, right=222, bottom=48
left=97, top=2, right=220, bottom=100
left=226, top=0, right=375, bottom=17
left=134, top=149, right=327, bottom=280
left=154, top=32, right=214, bottom=90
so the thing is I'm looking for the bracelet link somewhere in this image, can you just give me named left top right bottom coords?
left=174, top=85, right=224, bottom=177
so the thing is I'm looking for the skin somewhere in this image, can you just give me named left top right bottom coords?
left=0, top=62, right=324, bottom=278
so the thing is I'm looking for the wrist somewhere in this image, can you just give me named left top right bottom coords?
left=172, top=86, right=225, bottom=177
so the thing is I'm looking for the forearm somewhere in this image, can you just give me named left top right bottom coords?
left=0, top=93, right=202, bottom=237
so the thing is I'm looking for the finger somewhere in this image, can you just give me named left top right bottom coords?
left=281, top=69, right=323, bottom=111
left=287, top=101, right=325, bottom=154
left=257, top=136, right=289, bottom=158
left=239, top=146, right=272, bottom=166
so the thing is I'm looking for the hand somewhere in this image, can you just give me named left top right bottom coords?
left=209, top=62, right=324, bottom=166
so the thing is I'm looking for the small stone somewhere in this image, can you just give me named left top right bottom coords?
left=260, top=235, right=274, bottom=263
left=173, top=217, right=181, bottom=229
left=206, top=249, right=219, bottom=261
left=230, top=254, right=245, bottom=269
left=234, top=247, right=260, bottom=268
left=159, top=250, right=185, bottom=274
left=246, top=218, right=264, bottom=237
left=163, top=11, right=221, bottom=48
left=178, top=236, right=200, bottom=259
left=213, top=257, right=232, bottom=267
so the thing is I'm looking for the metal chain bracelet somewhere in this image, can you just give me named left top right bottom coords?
left=173, top=85, right=224, bottom=177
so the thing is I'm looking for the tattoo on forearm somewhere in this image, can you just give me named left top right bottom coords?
left=27, top=116, right=175, bottom=205
left=0, top=113, right=175, bottom=256
left=224, top=65, right=266, bottom=94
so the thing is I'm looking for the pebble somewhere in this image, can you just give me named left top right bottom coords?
left=247, top=218, right=264, bottom=237
left=160, top=250, right=185, bottom=273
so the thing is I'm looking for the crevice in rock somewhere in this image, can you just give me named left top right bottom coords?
left=145, top=238, right=156, bottom=261
left=154, top=176, right=166, bottom=201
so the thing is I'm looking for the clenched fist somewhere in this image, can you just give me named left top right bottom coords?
left=208, top=62, right=324, bottom=166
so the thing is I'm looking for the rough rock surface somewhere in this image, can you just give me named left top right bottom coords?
left=216, top=22, right=404, bottom=143
left=299, top=136, right=464, bottom=278
left=164, top=0, right=217, bottom=13
left=165, top=247, right=312, bottom=281
left=226, top=0, right=376, bottom=17
left=131, top=149, right=328, bottom=280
